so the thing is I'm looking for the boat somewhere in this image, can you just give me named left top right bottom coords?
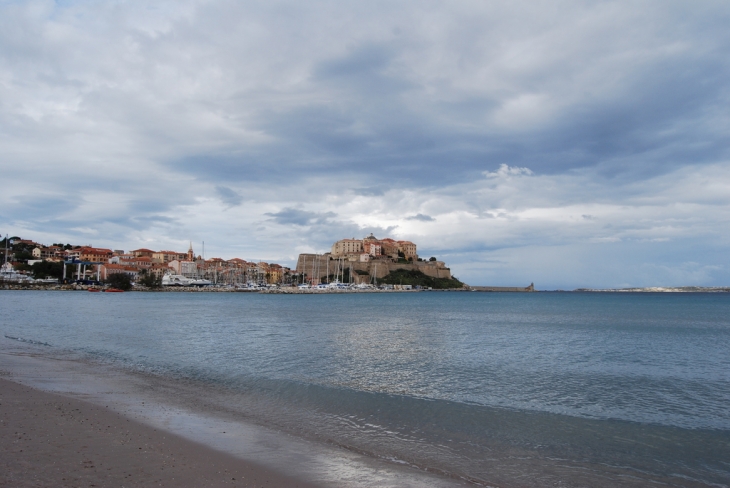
left=88, top=288, right=101, bottom=293
left=35, top=277, right=59, bottom=284
left=104, top=288, right=125, bottom=293
left=162, top=273, right=212, bottom=287
left=0, top=262, right=34, bottom=283
left=162, top=274, right=193, bottom=286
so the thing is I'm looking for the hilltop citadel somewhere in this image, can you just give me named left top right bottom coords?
left=296, top=233, right=455, bottom=286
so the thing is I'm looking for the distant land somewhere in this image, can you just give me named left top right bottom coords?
left=573, top=286, right=730, bottom=293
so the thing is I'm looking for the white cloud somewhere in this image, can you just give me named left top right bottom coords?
left=483, top=164, right=534, bottom=179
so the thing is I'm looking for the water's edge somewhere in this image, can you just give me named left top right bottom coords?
left=0, top=343, right=469, bottom=488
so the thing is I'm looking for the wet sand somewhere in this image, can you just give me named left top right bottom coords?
left=0, top=377, right=318, bottom=487
left=0, top=344, right=466, bottom=488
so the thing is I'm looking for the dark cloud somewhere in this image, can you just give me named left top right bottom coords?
left=352, top=186, right=387, bottom=196
left=215, top=185, right=243, bottom=207
left=406, top=213, right=435, bottom=222
left=265, top=208, right=337, bottom=226
left=2, top=196, right=78, bottom=220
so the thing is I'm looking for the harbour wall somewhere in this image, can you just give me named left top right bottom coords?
left=469, top=284, right=535, bottom=292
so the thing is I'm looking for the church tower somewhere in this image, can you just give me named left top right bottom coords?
left=187, top=242, right=194, bottom=261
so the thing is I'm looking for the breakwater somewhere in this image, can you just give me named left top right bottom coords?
left=470, top=283, right=535, bottom=292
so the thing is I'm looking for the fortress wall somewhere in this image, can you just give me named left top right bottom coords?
left=295, top=255, right=453, bottom=283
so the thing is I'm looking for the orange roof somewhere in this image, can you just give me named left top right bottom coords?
left=132, top=248, right=155, bottom=252
left=80, top=247, right=112, bottom=253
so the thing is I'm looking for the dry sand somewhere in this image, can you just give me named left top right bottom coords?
left=0, top=377, right=318, bottom=487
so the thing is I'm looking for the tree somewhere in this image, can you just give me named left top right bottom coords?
left=378, top=269, right=464, bottom=289
left=429, top=257, right=437, bottom=261
left=138, top=272, right=161, bottom=288
left=30, top=261, right=64, bottom=280
left=106, top=273, right=132, bottom=290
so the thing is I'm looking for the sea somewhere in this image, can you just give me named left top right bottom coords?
left=1, top=290, right=729, bottom=487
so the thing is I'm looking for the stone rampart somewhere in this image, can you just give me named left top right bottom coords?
left=295, top=254, right=451, bottom=284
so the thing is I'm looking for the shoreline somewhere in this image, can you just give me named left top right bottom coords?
left=0, top=377, right=317, bottom=488
left=4, top=283, right=730, bottom=293
left=0, top=283, right=466, bottom=293
left=0, top=344, right=468, bottom=488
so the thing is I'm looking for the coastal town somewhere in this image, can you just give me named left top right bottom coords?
left=0, top=234, right=468, bottom=291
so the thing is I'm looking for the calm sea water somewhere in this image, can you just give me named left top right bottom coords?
left=2, top=291, right=729, bottom=487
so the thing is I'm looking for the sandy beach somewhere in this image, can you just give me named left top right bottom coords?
left=0, top=342, right=466, bottom=488
left=0, top=377, right=318, bottom=487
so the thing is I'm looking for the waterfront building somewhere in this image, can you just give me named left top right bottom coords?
left=169, top=259, right=198, bottom=278
left=100, top=264, right=138, bottom=281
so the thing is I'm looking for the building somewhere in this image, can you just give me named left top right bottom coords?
left=79, top=247, right=113, bottom=263
left=331, top=238, right=363, bottom=257
left=131, top=248, right=155, bottom=258
left=397, top=240, right=417, bottom=260
left=168, top=260, right=198, bottom=277
left=100, top=264, right=139, bottom=281
left=331, top=234, right=418, bottom=261
left=152, top=250, right=187, bottom=264
left=149, top=263, right=172, bottom=279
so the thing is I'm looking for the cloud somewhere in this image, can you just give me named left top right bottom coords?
left=215, top=186, right=243, bottom=207
left=483, top=164, right=534, bottom=179
left=352, top=187, right=387, bottom=197
left=1, top=1, right=730, bottom=287
left=265, top=208, right=337, bottom=226
left=405, top=214, right=435, bottom=222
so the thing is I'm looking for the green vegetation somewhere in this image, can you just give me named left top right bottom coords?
left=379, top=269, right=463, bottom=289
left=29, top=261, right=64, bottom=280
left=138, top=272, right=161, bottom=288
left=106, top=273, right=132, bottom=291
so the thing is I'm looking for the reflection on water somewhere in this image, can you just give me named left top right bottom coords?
left=1, top=291, right=729, bottom=486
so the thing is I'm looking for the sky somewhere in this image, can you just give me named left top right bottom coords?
left=1, top=0, right=729, bottom=289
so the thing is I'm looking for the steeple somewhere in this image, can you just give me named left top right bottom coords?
left=187, top=242, right=194, bottom=261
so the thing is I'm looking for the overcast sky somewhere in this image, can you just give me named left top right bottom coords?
left=1, top=0, right=729, bottom=288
